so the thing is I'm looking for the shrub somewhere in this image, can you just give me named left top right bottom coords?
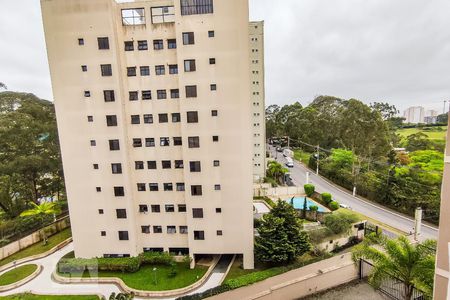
left=304, top=184, right=315, bottom=197
left=139, top=251, right=173, bottom=265
left=324, top=211, right=359, bottom=234
left=321, top=193, right=332, bottom=204
left=309, top=205, right=319, bottom=212
left=329, top=201, right=339, bottom=211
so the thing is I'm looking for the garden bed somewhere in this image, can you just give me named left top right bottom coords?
left=0, top=294, right=100, bottom=300
left=0, top=264, right=38, bottom=286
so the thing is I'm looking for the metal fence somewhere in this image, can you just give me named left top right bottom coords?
left=360, top=259, right=425, bottom=300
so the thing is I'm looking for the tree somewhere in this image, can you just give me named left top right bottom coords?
left=109, top=292, right=134, bottom=300
left=370, top=102, right=399, bottom=120
left=0, top=82, right=6, bottom=90
left=266, top=161, right=288, bottom=185
left=352, top=236, right=436, bottom=299
left=309, top=205, right=319, bottom=221
left=324, top=211, right=358, bottom=234
left=255, top=201, right=310, bottom=265
left=436, top=113, right=448, bottom=124
left=405, top=133, right=431, bottom=152
left=20, top=202, right=60, bottom=245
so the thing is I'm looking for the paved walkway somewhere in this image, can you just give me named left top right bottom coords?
left=0, top=242, right=229, bottom=299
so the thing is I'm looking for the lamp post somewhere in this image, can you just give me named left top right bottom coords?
left=153, top=267, right=157, bottom=285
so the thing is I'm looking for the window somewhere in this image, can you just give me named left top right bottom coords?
left=142, top=90, right=152, bottom=100
left=147, top=161, right=157, bottom=169
left=127, top=67, right=137, bottom=77
left=209, top=58, right=216, bottom=64
left=149, top=183, right=159, bottom=191
left=208, top=30, right=215, bottom=37
left=172, top=113, right=181, bottom=123
left=131, top=115, right=140, bottom=124
left=133, top=138, right=142, bottom=147
left=116, top=209, right=127, bottom=219
left=185, top=85, right=197, bottom=98
left=78, top=38, right=84, bottom=45
left=164, top=183, right=173, bottom=191
left=184, top=59, right=196, bottom=72
left=213, top=160, right=220, bottom=167
left=162, top=160, right=171, bottom=169
left=138, top=40, right=148, bottom=50
left=173, top=137, right=182, bottom=146
left=118, top=231, right=129, bottom=241
left=182, top=32, right=195, bottom=45
left=153, top=39, right=164, bottom=50
left=111, top=163, right=122, bottom=174
left=215, top=184, right=221, bottom=190
left=153, top=226, right=162, bottom=233
left=104, top=90, right=115, bottom=102
left=155, top=65, right=165, bottom=75
left=141, top=226, right=150, bottom=233
left=171, top=89, right=180, bottom=99
left=139, top=205, right=148, bottom=213
left=144, top=114, right=153, bottom=124
left=210, top=84, right=217, bottom=91
left=187, top=111, right=198, bottom=123
left=96, top=187, right=101, bottom=192
left=169, top=65, right=178, bottom=74
left=90, top=140, right=96, bottom=147
left=181, top=0, right=213, bottom=15
left=124, top=41, right=134, bottom=51
left=159, top=114, right=168, bottom=123
left=135, top=161, right=144, bottom=170
left=151, top=205, right=161, bottom=213
left=194, top=230, right=205, bottom=240
left=136, top=183, right=146, bottom=192
left=190, top=161, right=201, bottom=172
left=140, top=66, right=150, bottom=76
left=165, top=205, right=175, bottom=212
left=97, top=37, right=109, bottom=50
left=129, top=91, right=139, bottom=101
left=121, top=8, right=145, bottom=26
left=87, top=116, right=93, bottom=122
left=191, top=185, right=202, bottom=196
left=178, top=204, right=187, bottom=212
left=167, top=226, right=176, bottom=234
left=188, top=136, right=200, bottom=148
left=217, top=230, right=223, bottom=236
left=101, top=64, right=112, bottom=76
left=176, top=183, right=185, bottom=191
left=114, top=186, right=125, bottom=196
left=93, top=164, right=99, bottom=169
left=84, top=91, right=91, bottom=97
left=81, top=65, right=87, bottom=72
left=211, top=110, right=218, bottom=116
left=175, top=160, right=184, bottom=169
left=101, top=231, right=106, bottom=236
left=180, top=226, right=188, bottom=234
left=106, top=115, right=117, bottom=126
left=193, top=208, right=203, bottom=218
left=151, top=6, right=175, bottom=24
left=212, top=135, right=219, bottom=142
left=157, top=90, right=167, bottom=99
left=168, top=39, right=177, bottom=49
left=145, top=138, right=155, bottom=147
left=215, top=208, right=222, bottom=213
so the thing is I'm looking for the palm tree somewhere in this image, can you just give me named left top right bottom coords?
left=352, top=235, right=436, bottom=299
left=20, top=202, right=60, bottom=245
left=266, top=161, right=288, bottom=185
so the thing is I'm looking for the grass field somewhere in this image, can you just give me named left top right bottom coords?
left=59, top=262, right=207, bottom=291
left=0, top=294, right=99, bottom=300
left=397, top=126, right=447, bottom=140
left=0, top=264, right=37, bottom=286
left=0, top=229, right=72, bottom=267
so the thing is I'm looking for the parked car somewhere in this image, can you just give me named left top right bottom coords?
left=339, top=203, right=351, bottom=209
left=285, top=157, right=294, bottom=168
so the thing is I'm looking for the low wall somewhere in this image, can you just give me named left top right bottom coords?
left=0, top=216, right=70, bottom=261
left=295, top=209, right=331, bottom=223
left=253, top=185, right=305, bottom=198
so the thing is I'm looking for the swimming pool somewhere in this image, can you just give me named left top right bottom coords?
left=286, top=197, right=326, bottom=212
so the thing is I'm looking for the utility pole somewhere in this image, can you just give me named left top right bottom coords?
left=316, top=145, right=320, bottom=175
left=414, top=207, right=422, bottom=241
left=306, top=172, right=310, bottom=184
left=443, top=101, right=447, bottom=115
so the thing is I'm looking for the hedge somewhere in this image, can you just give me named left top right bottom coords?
left=321, top=193, right=332, bottom=204
left=329, top=201, right=340, bottom=211
left=304, top=184, right=315, bottom=197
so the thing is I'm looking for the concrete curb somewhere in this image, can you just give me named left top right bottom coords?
left=0, top=264, right=42, bottom=292
left=52, top=255, right=221, bottom=298
left=218, top=254, right=236, bottom=285
left=0, top=237, right=73, bottom=273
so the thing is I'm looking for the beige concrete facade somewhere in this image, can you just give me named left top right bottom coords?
left=249, top=21, right=266, bottom=182
left=434, top=116, right=450, bottom=299
left=41, top=0, right=254, bottom=269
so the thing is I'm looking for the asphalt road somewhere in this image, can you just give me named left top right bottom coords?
left=269, top=146, right=438, bottom=240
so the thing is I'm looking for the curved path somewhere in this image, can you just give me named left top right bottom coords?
left=0, top=242, right=230, bottom=299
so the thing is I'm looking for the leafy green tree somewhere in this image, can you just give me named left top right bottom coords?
left=0, top=82, right=6, bottom=90
left=370, top=102, right=399, bottom=120
left=324, top=211, right=358, bottom=234
left=266, top=161, right=288, bottom=185
left=304, top=184, right=315, bottom=196
left=436, top=113, right=448, bottom=124
left=352, top=236, right=436, bottom=299
left=255, top=201, right=310, bottom=265
left=405, top=132, right=432, bottom=152
left=20, top=202, right=60, bottom=245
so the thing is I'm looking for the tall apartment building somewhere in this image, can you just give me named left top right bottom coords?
left=403, top=106, right=425, bottom=124
left=41, top=0, right=254, bottom=269
left=434, top=117, right=450, bottom=299
left=249, top=21, right=266, bottom=182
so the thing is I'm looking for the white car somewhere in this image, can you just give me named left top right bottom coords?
left=285, top=157, right=294, bottom=168
left=339, top=203, right=351, bottom=209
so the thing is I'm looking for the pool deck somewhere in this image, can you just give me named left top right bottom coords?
left=283, top=195, right=330, bottom=212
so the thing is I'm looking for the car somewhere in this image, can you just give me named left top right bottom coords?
left=285, top=157, right=294, bottom=168
left=339, top=203, right=351, bottom=209
left=276, top=147, right=282, bottom=152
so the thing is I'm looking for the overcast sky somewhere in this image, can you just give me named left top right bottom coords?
left=1, top=0, right=449, bottom=113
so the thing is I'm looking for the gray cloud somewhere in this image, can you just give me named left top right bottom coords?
left=0, top=0, right=449, bottom=113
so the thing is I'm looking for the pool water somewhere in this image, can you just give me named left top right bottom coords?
left=287, top=197, right=326, bottom=212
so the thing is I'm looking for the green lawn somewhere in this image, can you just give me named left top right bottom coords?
left=0, top=294, right=99, bottom=300
left=59, top=262, right=207, bottom=291
left=293, top=149, right=312, bottom=163
left=223, top=258, right=264, bottom=282
left=0, top=264, right=37, bottom=286
left=0, top=228, right=72, bottom=267
left=397, top=126, right=447, bottom=140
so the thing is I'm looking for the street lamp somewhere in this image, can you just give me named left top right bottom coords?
left=153, top=267, right=157, bottom=285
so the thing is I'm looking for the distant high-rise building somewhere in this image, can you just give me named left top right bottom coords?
left=424, top=109, right=438, bottom=124
left=403, top=106, right=425, bottom=124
